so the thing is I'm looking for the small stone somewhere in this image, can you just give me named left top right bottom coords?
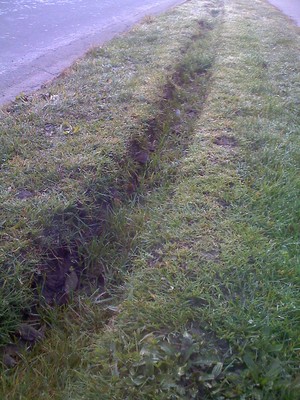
left=134, top=150, right=149, bottom=165
left=64, top=270, right=79, bottom=294
left=2, top=354, right=17, bottom=368
left=17, top=324, right=43, bottom=342
left=16, top=189, right=33, bottom=200
left=3, top=344, right=20, bottom=356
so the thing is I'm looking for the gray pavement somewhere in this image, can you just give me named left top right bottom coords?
left=0, top=0, right=184, bottom=105
left=268, top=0, right=300, bottom=26
left=1, top=0, right=299, bottom=106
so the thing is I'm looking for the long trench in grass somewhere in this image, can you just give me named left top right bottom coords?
left=7, top=14, right=223, bottom=359
left=39, top=22, right=218, bottom=304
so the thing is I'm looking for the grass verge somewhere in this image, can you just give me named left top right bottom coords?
left=1, top=0, right=299, bottom=398
left=0, top=0, right=221, bottom=344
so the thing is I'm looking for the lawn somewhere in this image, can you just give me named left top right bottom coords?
left=0, top=0, right=299, bottom=398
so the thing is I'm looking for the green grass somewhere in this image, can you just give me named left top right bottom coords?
left=0, top=0, right=220, bottom=344
left=1, top=0, right=300, bottom=398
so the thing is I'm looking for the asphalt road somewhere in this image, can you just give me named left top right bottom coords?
left=268, top=0, right=300, bottom=26
left=1, top=1, right=299, bottom=106
left=0, top=0, right=184, bottom=105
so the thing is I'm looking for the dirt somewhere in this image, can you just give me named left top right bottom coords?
left=214, top=136, right=238, bottom=147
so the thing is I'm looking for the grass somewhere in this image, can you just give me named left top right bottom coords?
left=0, top=0, right=219, bottom=343
left=1, top=0, right=300, bottom=398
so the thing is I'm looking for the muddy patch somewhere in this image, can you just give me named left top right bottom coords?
left=214, top=135, right=238, bottom=147
left=16, top=189, right=34, bottom=200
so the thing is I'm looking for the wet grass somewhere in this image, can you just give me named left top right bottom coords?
left=1, top=0, right=300, bottom=398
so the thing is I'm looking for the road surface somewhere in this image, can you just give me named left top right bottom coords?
left=0, top=0, right=184, bottom=105
left=268, top=0, right=300, bottom=26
